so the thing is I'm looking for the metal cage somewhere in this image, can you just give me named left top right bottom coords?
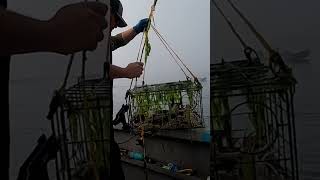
left=210, top=59, right=299, bottom=180
left=50, top=78, right=112, bottom=180
left=126, top=80, right=204, bottom=130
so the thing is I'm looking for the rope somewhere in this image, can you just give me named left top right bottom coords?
left=150, top=25, right=189, bottom=79
left=131, top=32, right=146, bottom=89
left=133, top=3, right=158, bottom=174
left=142, top=60, right=147, bottom=86
left=139, top=40, right=147, bottom=85
left=80, top=0, right=89, bottom=82
left=142, top=1, right=158, bottom=80
left=81, top=51, right=87, bottom=81
left=225, top=0, right=291, bottom=73
left=130, top=0, right=201, bottom=88
left=60, top=54, right=75, bottom=90
left=226, top=0, right=273, bottom=52
left=60, top=1, right=90, bottom=91
left=212, top=0, right=248, bottom=49
left=212, top=0, right=263, bottom=64
left=151, top=24, right=197, bottom=80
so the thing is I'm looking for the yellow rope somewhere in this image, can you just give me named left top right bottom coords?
left=132, top=0, right=157, bottom=86
left=133, top=0, right=200, bottom=87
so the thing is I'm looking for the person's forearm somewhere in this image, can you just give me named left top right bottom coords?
left=120, top=28, right=138, bottom=45
left=111, top=28, right=139, bottom=51
left=109, top=64, right=127, bottom=79
left=0, top=8, right=55, bottom=55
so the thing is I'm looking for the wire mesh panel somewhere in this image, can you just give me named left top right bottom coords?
left=126, top=80, right=203, bottom=130
left=51, top=79, right=112, bottom=180
left=210, top=60, right=299, bottom=180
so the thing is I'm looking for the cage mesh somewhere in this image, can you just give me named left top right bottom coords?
left=210, top=59, right=299, bottom=180
left=51, top=78, right=112, bottom=180
left=126, top=80, right=204, bottom=130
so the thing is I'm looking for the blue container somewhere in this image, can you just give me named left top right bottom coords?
left=129, top=151, right=144, bottom=161
left=201, top=131, right=211, bottom=143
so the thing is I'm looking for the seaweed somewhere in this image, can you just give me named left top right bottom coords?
left=67, top=89, right=111, bottom=179
left=127, top=80, right=202, bottom=130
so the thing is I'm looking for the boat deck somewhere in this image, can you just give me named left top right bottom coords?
left=114, top=128, right=211, bottom=180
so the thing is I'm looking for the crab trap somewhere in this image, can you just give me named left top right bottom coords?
left=125, top=79, right=204, bottom=131
left=48, top=78, right=112, bottom=180
left=210, top=59, right=299, bottom=180
left=124, top=6, right=206, bottom=131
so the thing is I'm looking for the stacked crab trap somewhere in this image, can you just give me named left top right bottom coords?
left=210, top=0, right=299, bottom=179
left=48, top=78, right=112, bottom=180
left=47, top=27, right=113, bottom=180
left=210, top=58, right=299, bottom=180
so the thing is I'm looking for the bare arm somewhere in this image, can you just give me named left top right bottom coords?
left=109, top=18, right=148, bottom=79
left=120, top=27, right=138, bottom=45
left=109, top=29, right=140, bottom=79
left=109, top=64, right=127, bottom=79
left=109, top=63, right=143, bottom=79
left=110, top=28, right=138, bottom=51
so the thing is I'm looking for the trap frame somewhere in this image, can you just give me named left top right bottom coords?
left=210, top=59, right=299, bottom=180
left=126, top=80, right=204, bottom=131
left=47, top=1, right=114, bottom=179
left=49, top=79, right=112, bottom=180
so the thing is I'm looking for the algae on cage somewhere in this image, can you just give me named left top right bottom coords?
left=246, top=91, right=267, bottom=148
left=67, top=90, right=111, bottom=178
left=127, top=80, right=203, bottom=129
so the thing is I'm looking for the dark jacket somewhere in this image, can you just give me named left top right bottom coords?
left=1, top=1, right=11, bottom=180
left=110, top=34, right=126, bottom=180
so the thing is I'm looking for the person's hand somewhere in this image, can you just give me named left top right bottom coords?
left=133, top=18, right=149, bottom=34
left=124, top=62, right=144, bottom=78
left=48, top=2, right=108, bottom=55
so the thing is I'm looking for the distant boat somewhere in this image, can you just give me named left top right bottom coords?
left=283, top=49, right=310, bottom=58
left=199, top=77, right=207, bottom=83
left=256, top=49, right=311, bottom=64
left=281, top=49, right=311, bottom=64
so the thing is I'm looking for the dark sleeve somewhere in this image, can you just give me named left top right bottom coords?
left=111, top=33, right=127, bottom=51
left=0, top=0, right=7, bottom=8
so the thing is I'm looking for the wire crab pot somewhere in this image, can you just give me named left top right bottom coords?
left=126, top=80, right=204, bottom=131
left=50, top=78, right=112, bottom=180
left=210, top=59, right=299, bottom=180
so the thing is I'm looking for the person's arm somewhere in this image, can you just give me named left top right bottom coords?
left=109, top=64, right=128, bottom=79
left=0, top=2, right=108, bottom=56
left=109, top=62, right=143, bottom=79
left=110, top=28, right=138, bottom=51
left=109, top=35, right=143, bottom=79
left=0, top=7, right=54, bottom=55
left=120, top=27, right=138, bottom=45
left=109, top=18, right=148, bottom=79
left=110, top=18, right=149, bottom=51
